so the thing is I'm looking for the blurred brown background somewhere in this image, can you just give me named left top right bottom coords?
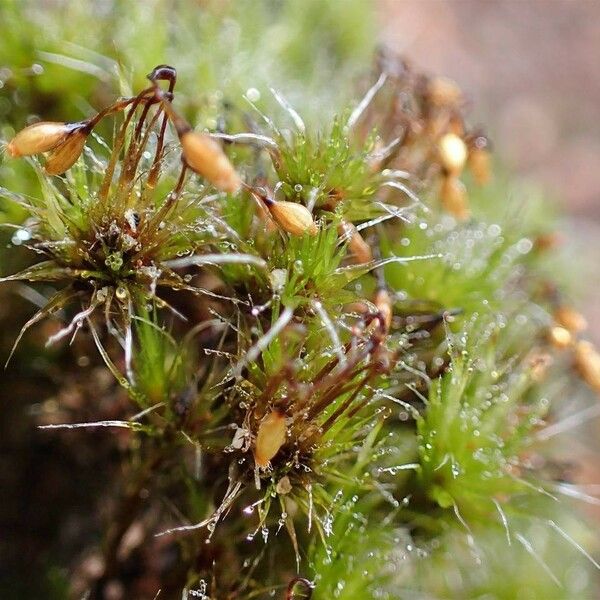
left=377, top=0, right=600, bottom=339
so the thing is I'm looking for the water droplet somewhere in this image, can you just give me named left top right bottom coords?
left=487, top=224, right=501, bottom=237
left=246, top=87, right=261, bottom=102
left=293, top=260, right=304, bottom=275
left=261, top=527, right=269, bottom=543
left=11, top=228, right=31, bottom=245
left=517, top=237, right=533, bottom=254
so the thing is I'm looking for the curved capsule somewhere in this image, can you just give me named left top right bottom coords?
left=438, top=132, right=467, bottom=176
left=254, top=409, right=287, bottom=468
left=180, top=130, right=241, bottom=194
left=554, top=306, right=587, bottom=334
left=469, top=147, right=491, bottom=185
left=268, top=200, right=318, bottom=236
left=7, top=121, right=73, bottom=157
left=339, top=221, right=372, bottom=264
left=440, top=176, right=470, bottom=221
left=547, top=326, right=572, bottom=350
left=427, top=76, right=462, bottom=108
left=45, top=129, right=89, bottom=175
left=575, top=341, right=600, bottom=392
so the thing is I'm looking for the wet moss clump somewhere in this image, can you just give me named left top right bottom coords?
left=1, top=3, right=599, bottom=599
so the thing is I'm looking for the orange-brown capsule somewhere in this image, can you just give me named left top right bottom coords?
left=7, top=121, right=72, bottom=158
left=254, top=409, right=287, bottom=468
left=554, top=306, right=587, bottom=334
left=533, top=232, right=563, bottom=252
left=448, top=114, right=466, bottom=138
left=268, top=201, right=318, bottom=236
left=468, top=147, right=491, bottom=185
left=424, top=113, right=448, bottom=139
left=547, top=326, right=573, bottom=350
left=322, top=188, right=344, bottom=210
left=180, top=130, right=241, bottom=194
left=574, top=340, right=600, bottom=392
left=438, top=133, right=468, bottom=176
left=45, top=129, right=88, bottom=175
left=248, top=187, right=279, bottom=233
left=339, top=222, right=372, bottom=264
left=427, top=76, right=462, bottom=108
left=440, top=176, right=470, bottom=220
left=374, top=288, right=393, bottom=333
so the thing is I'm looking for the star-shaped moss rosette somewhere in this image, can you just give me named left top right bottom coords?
left=1, top=66, right=260, bottom=367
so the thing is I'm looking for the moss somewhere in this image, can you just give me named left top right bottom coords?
left=1, top=3, right=598, bottom=598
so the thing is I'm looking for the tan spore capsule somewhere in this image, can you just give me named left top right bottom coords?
left=268, top=200, right=318, bottom=236
left=448, top=114, right=465, bottom=137
left=469, top=147, right=491, bottom=185
left=45, top=129, right=89, bottom=175
left=251, top=191, right=278, bottom=234
left=438, top=132, right=468, bottom=176
left=547, top=326, right=572, bottom=350
left=533, top=232, right=563, bottom=252
left=338, top=221, right=372, bottom=264
left=180, top=130, right=241, bottom=194
left=427, top=76, right=462, bottom=108
left=440, top=176, right=470, bottom=220
left=574, top=340, right=600, bottom=392
left=554, top=306, right=587, bottom=334
left=254, top=409, right=287, bottom=468
left=7, top=121, right=73, bottom=158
